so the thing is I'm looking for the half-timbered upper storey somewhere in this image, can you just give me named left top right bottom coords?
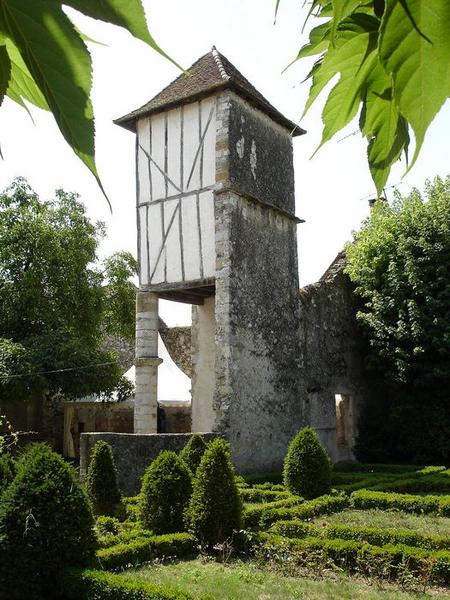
left=115, top=48, right=304, bottom=298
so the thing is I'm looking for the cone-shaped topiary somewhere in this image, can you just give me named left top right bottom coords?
left=283, top=426, right=332, bottom=499
left=139, top=450, right=192, bottom=534
left=179, top=433, right=208, bottom=474
left=0, top=452, right=16, bottom=495
left=0, top=443, right=96, bottom=600
left=187, top=438, right=242, bottom=547
left=85, top=440, right=121, bottom=515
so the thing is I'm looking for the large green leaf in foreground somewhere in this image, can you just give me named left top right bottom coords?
left=289, top=0, right=450, bottom=194
left=0, top=0, right=176, bottom=204
left=379, top=0, right=450, bottom=168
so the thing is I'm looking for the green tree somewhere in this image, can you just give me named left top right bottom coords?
left=139, top=450, right=193, bottom=534
left=285, top=0, right=450, bottom=194
left=0, top=443, right=96, bottom=599
left=345, top=175, right=450, bottom=462
left=0, top=177, right=136, bottom=402
left=0, top=1, right=179, bottom=201
left=187, top=438, right=242, bottom=547
left=85, top=440, right=121, bottom=516
left=283, top=427, right=331, bottom=499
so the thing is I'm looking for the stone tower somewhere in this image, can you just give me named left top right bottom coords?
left=115, top=48, right=305, bottom=471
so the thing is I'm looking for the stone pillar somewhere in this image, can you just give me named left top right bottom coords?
left=134, top=291, right=162, bottom=433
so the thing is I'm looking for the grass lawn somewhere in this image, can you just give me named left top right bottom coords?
left=120, top=559, right=449, bottom=599
left=313, top=509, right=450, bottom=537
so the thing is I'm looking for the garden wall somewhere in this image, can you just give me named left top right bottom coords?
left=80, top=432, right=218, bottom=495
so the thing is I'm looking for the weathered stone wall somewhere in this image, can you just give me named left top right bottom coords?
left=298, top=264, right=370, bottom=461
left=191, top=296, right=216, bottom=432
left=158, top=400, right=191, bottom=433
left=226, top=93, right=296, bottom=214
left=159, top=319, right=192, bottom=378
left=212, top=90, right=303, bottom=472
left=80, top=432, right=217, bottom=495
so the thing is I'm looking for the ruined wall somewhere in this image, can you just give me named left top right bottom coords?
left=299, top=264, right=370, bottom=462
left=80, top=432, right=218, bottom=495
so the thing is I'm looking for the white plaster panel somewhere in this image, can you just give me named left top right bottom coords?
left=200, top=97, right=216, bottom=187
left=137, top=118, right=151, bottom=204
left=199, top=190, right=215, bottom=278
left=150, top=112, right=166, bottom=200
left=163, top=199, right=182, bottom=283
left=181, top=194, right=201, bottom=281
left=148, top=203, right=165, bottom=284
left=183, top=102, right=200, bottom=192
left=167, top=107, right=182, bottom=195
left=138, top=205, right=149, bottom=285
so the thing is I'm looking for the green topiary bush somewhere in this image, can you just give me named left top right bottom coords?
left=0, top=443, right=96, bottom=599
left=86, top=440, right=121, bottom=515
left=0, top=452, right=16, bottom=494
left=179, top=433, right=208, bottom=474
left=139, top=450, right=192, bottom=534
left=283, top=427, right=331, bottom=499
left=187, top=438, right=242, bottom=547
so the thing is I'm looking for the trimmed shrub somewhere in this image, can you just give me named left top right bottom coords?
left=187, top=438, right=242, bottom=547
left=283, top=427, right=331, bottom=499
left=96, top=515, right=122, bottom=536
left=0, top=452, right=16, bottom=494
left=179, top=434, right=208, bottom=474
left=97, top=533, right=196, bottom=571
left=85, top=440, right=121, bottom=516
left=0, top=443, right=96, bottom=599
left=63, top=568, right=198, bottom=600
left=97, top=527, right=154, bottom=550
left=139, top=451, right=192, bottom=534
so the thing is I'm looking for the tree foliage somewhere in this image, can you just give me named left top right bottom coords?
left=0, top=177, right=136, bottom=402
left=288, top=0, right=450, bottom=194
left=346, top=176, right=450, bottom=462
left=283, top=426, right=331, bottom=499
left=0, top=0, right=179, bottom=200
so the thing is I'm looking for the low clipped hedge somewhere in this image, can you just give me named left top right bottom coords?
left=333, top=462, right=421, bottom=474
left=325, top=524, right=450, bottom=551
left=242, top=471, right=283, bottom=485
left=260, top=494, right=349, bottom=528
left=369, top=474, right=450, bottom=495
left=260, top=533, right=450, bottom=584
left=240, top=487, right=290, bottom=503
left=351, top=490, right=450, bottom=515
left=243, top=493, right=348, bottom=528
left=97, top=528, right=155, bottom=550
left=243, top=496, right=303, bottom=528
left=63, top=568, right=200, bottom=599
left=97, top=533, right=196, bottom=571
left=270, top=520, right=450, bottom=551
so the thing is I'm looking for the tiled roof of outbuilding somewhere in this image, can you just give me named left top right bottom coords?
left=115, top=47, right=305, bottom=136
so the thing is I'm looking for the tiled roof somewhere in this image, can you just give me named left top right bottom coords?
left=320, top=250, right=347, bottom=282
left=115, top=47, right=305, bottom=136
